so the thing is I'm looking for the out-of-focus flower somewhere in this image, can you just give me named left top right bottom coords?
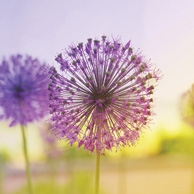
left=180, top=84, right=194, bottom=126
left=48, top=36, right=161, bottom=154
left=40, top=123, right=62, bottom=159
left=0, top=54, right=49, bottom=126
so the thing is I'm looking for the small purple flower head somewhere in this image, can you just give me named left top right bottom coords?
left=0, top=54, right=49, bottom=126
left=48, top=36, right=161, bottom=154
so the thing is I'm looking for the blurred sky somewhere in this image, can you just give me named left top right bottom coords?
left=1, top=0, right=194, bottom=130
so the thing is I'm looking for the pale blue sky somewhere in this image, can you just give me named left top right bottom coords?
left=1, top=0, right=194, bottom=128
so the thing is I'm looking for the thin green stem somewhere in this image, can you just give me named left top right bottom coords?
left=21, top=125, right=33, bottom=194
left=95, top=152, right=101, bottom=194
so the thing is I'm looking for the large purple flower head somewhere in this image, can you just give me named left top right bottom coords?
left=0, top=54, right=49, bottom=126
left=48, top=36, right=161, bottom=154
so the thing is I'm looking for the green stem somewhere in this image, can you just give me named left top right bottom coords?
left=21, top=125, right=33, bottom=194
left=95, top=152, right=101, bottom=194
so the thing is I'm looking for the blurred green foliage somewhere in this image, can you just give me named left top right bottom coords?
left=12, top=181, right=64, bottom=194
left=0, top=149, right=10, bottom=166
left=0, top=149, right=10, bottom=194
left=159, top=126, right=194, bottom=157
left=11, top=171, right=106, bottom=194
left=159, top=132, right=194, bottom=157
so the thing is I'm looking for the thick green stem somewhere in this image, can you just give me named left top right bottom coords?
left=95, top=152, right=101, bottom=194
left=21, top=125, right=33, bottom=194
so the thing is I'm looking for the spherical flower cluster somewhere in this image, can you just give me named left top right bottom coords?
left=48, top=36, right=161, bottom=154
left=0, top=54, right=49, bottom=126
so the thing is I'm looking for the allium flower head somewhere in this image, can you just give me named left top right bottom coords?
left=0, top=54, right=49, bottom=126
left=48, top=36, right=161, bottom=154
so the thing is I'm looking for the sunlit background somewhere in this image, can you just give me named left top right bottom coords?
left=1, top=0, right=194, bottom=194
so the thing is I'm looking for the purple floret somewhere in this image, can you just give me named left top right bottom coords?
left=48, top=36, right=161, bottom=154
left=0, top=54, right=49, bottom=126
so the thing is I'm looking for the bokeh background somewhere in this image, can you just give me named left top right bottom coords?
left=1, top=0, right=194, bottom=194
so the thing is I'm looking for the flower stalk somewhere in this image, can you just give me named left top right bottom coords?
left=21, top=125, right=33, bottom=194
